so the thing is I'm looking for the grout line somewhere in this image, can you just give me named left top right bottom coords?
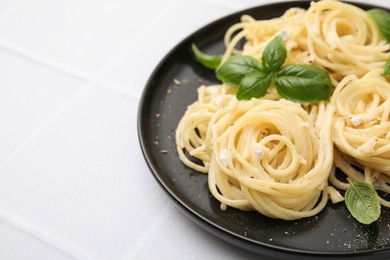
left=0, top=0, right=182, bottom=258
left=0, top=206, right=99, bottom=260
left=0, top=0, right=185, bottom=103
left=0, top=0, right=175, bottom=250
left=0, top=40, right=139, bottom=101
left=120, top=204, right=173, bottom=260
left=0, top=40, right=89, bottom=82
left=0, top=83, right=93, bottom=170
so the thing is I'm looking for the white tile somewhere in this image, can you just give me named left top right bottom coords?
left=199, top=0, right=270, bottom=10
left=97, top=0, right=234, bottom=99
left=98, top=0, right=390, bottom=100
left=352, top=0, right=390, bottom=7
left=132, top=208, right=261, bottom=260
left=0, top=0, right=25, bottom=14
left=0, top=48, right=83, bottom=161
left=0, top=87, right=169, bottom=260
left=0, top=221, right=74, bottom=260
left=212, top=0, right=389, bottom=9
left=0, top=0, right=175, bottom=78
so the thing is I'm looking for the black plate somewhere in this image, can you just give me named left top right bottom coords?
left=138, top=1, right=390, bottom=259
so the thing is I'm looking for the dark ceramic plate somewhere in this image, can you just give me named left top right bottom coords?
left=138, top=1, right=390, bottom=259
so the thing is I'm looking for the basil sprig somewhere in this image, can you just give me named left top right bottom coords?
left=275, top=65, right=331, bottom=103
left=368, top=9, right=390, bottom=77
left=237, top=72, right=271, bottom=100
left=216, top=56, right=263, bottom=86
left=216, top=36, right=331, bottom=102
left=368, top=9, right=390, bottom=43
left=385, top=58, right=390, bottom=77
left=192, top=44, right=222, bottom=70
left=262, top=36, right=287, bottom=73
left=345, top=180, right=381, bottom=225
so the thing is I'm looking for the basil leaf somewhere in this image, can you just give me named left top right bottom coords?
left=237, top=72, right=272, bottom=100
left=345, top=181, right=381, bottom=225
left=262, top=36, right=287, bottom=73
left=216, top=56, right=263, bottom=86
left=385, top=58, right=390, bottom=77
left=192, top=44, right=222, bottom=70
left=368, top=9, right=390, bottom=43
left=275, top=64, right=331, bottom=103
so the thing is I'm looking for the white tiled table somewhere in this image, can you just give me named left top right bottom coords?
left=0, top=0, right=387, bottom=259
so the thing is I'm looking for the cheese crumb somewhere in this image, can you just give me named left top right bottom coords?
left=358, top=138, right=377, bottom=154
left=207, top=86, right=218, bottom=93
left=255, top=148, right=263, bottom=161
left=328, top=186, right=344, bottom=204
left=350, top=116, right=362, bottom=127
left=219, top=149, right=229, bottom=166
left=216, top=96, right=223, bottom=107
left=301, top=122, right=310, bottom=128
left=326, top=32, right=338, bottom=49
left=276, top=30, right=289, bottom=40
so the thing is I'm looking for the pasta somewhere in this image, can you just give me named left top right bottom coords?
left=331, top=71, right=390, bottom=208
left=175, top=0, right=390, bottom=220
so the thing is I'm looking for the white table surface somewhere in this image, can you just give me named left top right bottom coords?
left=0, top=0, right=388, bottom=259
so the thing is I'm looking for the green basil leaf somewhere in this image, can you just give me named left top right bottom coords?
left=345, top=181, right=381, bottom=225
left=236, top=72, right=272, bottom=100
left=216, top=55, right=263, bottom=87
left=275, top=64, right=331, bottom=103
left=385, top=58, right=390, bottom=77
left=368, top=9, right=390, bottom=43
left=262, top=36, right=287, bottom=73
left=192, top=44, right=222, bottom=70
